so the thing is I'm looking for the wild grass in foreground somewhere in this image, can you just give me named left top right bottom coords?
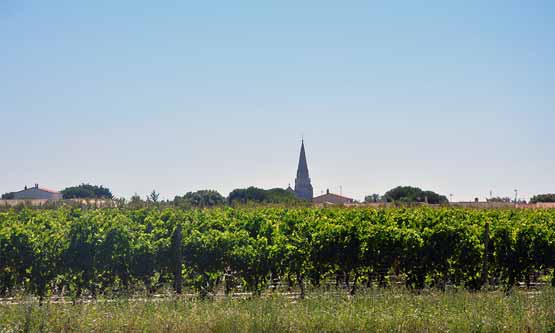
left=2, top=288, right=555, bottom=332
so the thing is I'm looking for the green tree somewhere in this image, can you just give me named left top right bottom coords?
left=530, top=194, right=555, bottom=204
left=147, top=190, right=160, bottom=203
left=383, top=186, right=448, bottom=204
left=61, top=184, right=113, bottom=199
left=174, top=190, right=225, bottom=208
left=228, top=187, right=301, bottom=205
left=128, top=194, right=145, bottom=209
left=486, top=197, right=512, bottom=203
left=364, top=193, right=382, bottom=203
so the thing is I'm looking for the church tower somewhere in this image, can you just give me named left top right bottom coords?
left=294, top=140, right=314, bottom=200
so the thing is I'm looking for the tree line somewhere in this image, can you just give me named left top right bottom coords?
left=3, top=183, right=555, bottom=205
left=365, top=186, right=449, bottom=204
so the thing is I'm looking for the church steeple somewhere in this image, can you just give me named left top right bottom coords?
left=294, top=139, right=313, bottom=200
left=297, top=140, right=309, bottom=179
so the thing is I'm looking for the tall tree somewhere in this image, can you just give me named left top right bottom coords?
left=530, top=194, right=555, bottom=204
left=174, top=190, right=225, bottom=208
left=61, top=184, right=113, bottom=199
left=228, top=187, right=302, bottom=205
left=364, top=194, right=382, bottom=203
left=147, top=190, right=160, bottom=203
left=383, top=186, right=448, bottom=204
left=486, top=197, right=512, bottom=203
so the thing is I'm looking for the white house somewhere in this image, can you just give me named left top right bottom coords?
left=12, top=184, right=62, bottom=201
left=313, top=189, right=355, bottom=205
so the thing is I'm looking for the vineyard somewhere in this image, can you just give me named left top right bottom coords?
left=1, top=207, right=555, bottom=300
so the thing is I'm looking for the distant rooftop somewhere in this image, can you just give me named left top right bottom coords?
left=15, top=184, right=60, bottom=194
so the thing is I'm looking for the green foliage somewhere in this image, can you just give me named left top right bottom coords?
left=4, top=289, right=555, bottom=332
left=530, top=193, right=555, bottom=204
left=147, top=190, right=160, bottom=203
left=174, top=190, right=225, bottom=208
left=1, top=207, right=555, bottom=299
left=228, top=187, right=302, bottom=205
left=61, top=184, right=113, bottom=200
left=383, top=186, right=448, bottom=204
left=127, top=194, right=145, bottom=209
left=364, top=193, right=382, bottom=203
left=487, top=197, right=512, bottom=203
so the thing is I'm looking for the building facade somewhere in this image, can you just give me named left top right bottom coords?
left=313, top=189, right=355, bottom=205
left=293, top=140, right=314, bottom=200
left=12, top=184, right=62, bottom=201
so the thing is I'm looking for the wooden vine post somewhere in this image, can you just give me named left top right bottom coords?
left=172, top=224, right=183, bottom=294
left=481, top=222, right=490, bottom=288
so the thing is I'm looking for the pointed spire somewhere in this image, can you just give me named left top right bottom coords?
left=294, top=139, right=313, bottom=200
left=297, top=139, right=309, bottom=179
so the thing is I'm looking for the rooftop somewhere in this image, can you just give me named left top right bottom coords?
left=14, top=184, right=60, bottom=194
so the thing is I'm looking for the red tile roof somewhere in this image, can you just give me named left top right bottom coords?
left=314, top=192, right=354, bottom=201
left=14, top=187, right=60, bottom=194
left=38, top=187, right=60, bottom=194
left=313, top=192, right=354, bottom=204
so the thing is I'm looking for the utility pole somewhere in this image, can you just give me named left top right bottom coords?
left=514, top=189, right=518, bottom=204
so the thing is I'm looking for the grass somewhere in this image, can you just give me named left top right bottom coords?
left=2, top=288, right=555, bottom=332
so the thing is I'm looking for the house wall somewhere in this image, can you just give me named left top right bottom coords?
left=0, top=199, right=50, bottom=207
left=12, top=188, right=62, bottom=200
left=0, top=198, right=114, bottom=207
left=313, top=194, right=354, bottom=205
left=449, top=202, right=514, bottom=209
left=516, top=202, right=555, bottom=209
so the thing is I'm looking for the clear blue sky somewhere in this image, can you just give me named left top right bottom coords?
left=1, top=1, right=554, bottom=201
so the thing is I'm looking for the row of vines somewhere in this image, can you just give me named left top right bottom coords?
left=1, top=207, right=555, bottom=299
